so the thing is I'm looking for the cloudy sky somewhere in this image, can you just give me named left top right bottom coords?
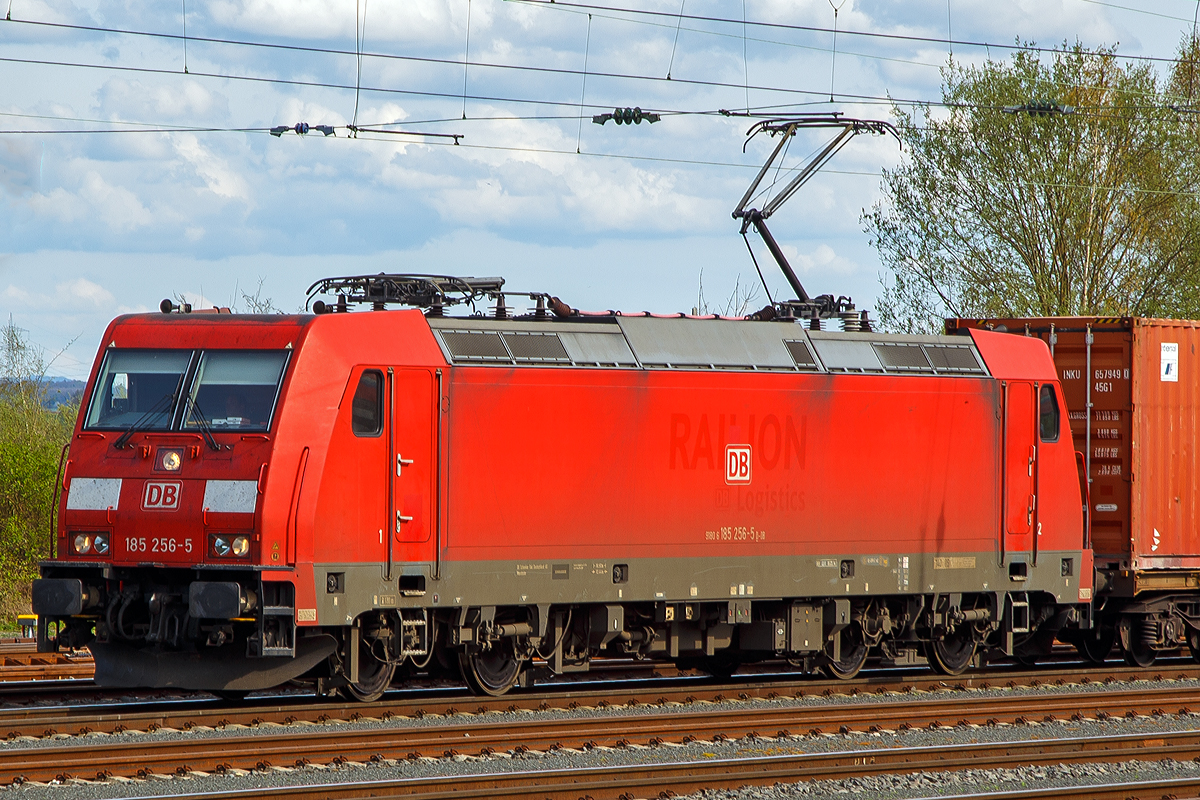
left=1, top=0, right=1197, bottom=378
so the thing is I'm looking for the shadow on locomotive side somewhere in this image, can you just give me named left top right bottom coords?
left=36, top=270, right=1195, bottom=701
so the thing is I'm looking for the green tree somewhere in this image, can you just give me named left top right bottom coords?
left=865, top=40, right=1200, bottom=333
left=0, top=321, right=77, bottom=623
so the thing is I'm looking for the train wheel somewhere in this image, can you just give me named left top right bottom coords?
left=1014, top=629, right=1056, bottom=667
left=1189, top=631, right=1200, bottom=663
left=1123, top=639, right=1156, bottom=668
left=696, top=654, right=740, bottom=680
left=1071, top=628, right=1115, bottom=664
left=459, top=639, right=524, bottom=696
left=927, top=629, right=977, bottom=676
left=339, top=642, right=397, bottom=703
left=822, top=627, right=868, bottom=680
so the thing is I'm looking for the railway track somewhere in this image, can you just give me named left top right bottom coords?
left=24, top=729, right=1200, bottom=799
left=0, top=641, right=92, bottom=683
left=2, top=658, right=1198, bottom=738
left=6, top=676, right=1200, bottom=785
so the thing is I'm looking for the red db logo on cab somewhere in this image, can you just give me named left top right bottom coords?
left=725, top=445, right=751, bottom=485
left=143, top=481, right=181, bottom=510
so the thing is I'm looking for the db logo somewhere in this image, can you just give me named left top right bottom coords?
left=725, top=445, right=752, bottom=485
left=143, top=481, right=181, bottom=510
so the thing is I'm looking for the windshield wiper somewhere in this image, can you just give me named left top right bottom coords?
left=184, top=395, right=221, bottom=452
left=113, top=391, right=177, bottom=450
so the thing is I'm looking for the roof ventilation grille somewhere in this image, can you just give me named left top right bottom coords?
left=924, top=344, right=985, bottom=373
left=440, top=331, right=511, bottom=362
left=502, top=332, right=570, bottom=363
left=783, top=339, right=820, bottom=370
left=873, top=343, right=933, bottom=372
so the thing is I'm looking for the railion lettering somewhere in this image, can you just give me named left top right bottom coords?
left=670, top=412, right=805, bottom=470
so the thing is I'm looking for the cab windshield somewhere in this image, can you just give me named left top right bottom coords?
left=182, top=351, right=289, bottom=432
left=84, top=350, right=191, bottom=430
left=84, top=349, right=289, bottom=432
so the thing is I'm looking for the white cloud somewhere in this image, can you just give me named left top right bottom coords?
left=0, top=138, right=39, bottom=195
left=28, top=172, right=153, bottom=232
left=767, top=242, right=859, bottom=277
left=97, top=79, right=228, bottom=123
left=172, top=135, right=252, bottom=202
left=206, top=0, right=477, bottom=45
left=61, top=278, right=117, bottom=307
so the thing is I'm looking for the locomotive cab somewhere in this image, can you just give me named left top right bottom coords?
left=32, top=311, right=340, bottom=692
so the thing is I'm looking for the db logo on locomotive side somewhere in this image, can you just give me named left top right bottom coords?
left=725, top=445, right=752, bottom=485
left=143, top=481, right=182, bottom=510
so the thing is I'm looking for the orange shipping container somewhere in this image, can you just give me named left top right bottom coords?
left=947, top=318, right=1200, bottom=588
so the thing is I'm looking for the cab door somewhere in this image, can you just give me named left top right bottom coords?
left=391, top=369, right=436, bottom=570
left=1003, top=381, right=1036, bottom=560
left=312, top=368, right=388, bottom=569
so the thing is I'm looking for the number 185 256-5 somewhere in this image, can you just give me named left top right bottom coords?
left=125, top=537, right=192, bottom=554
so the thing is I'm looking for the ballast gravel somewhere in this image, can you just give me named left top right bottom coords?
left=6, top=673, right=1200, bottom=799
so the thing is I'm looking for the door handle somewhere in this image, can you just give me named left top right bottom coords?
left=396, top=512, right=413, bottom=532
left=397, top=455, right=414, bottom=476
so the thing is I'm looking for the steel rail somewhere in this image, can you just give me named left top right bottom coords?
left=2, top=661, right=1199, bottom=739
left=7, top=684, right=1200, bottom=784
left=53, top=732, right=1200, bottom=800
left=934, top=779, right=1200, bottom=800
left=0, top=651, right=1183, bottom=702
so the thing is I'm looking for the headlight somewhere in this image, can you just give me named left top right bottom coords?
left=92, top=533, right=110, bottom=555
left=157, top=448, right=183, bottom=471
left=212, top=535, right=231, bottom=557
left=72, top=533, right=92, bottom=554
left=231, top=536, right=250, bottom=557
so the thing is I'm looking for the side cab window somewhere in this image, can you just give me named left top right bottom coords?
left=1039, top=384, right=1060, bottom=442
left=352, top=371, right=383, bottom=436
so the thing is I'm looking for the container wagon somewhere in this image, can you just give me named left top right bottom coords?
left=948, top=317, right=1200, bottom=666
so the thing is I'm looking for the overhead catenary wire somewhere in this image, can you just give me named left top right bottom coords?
left=508, top=0, right=1193, bottom=66
left=2, top=121, right=1199, bottom=205
left=741, top=0, right=749, bottom=113
left=0, top=10, right=950, bottom=80
left=2, top=12, right=1193, bottom=104
left=0, top=15, right=908, bottom=109
left=181, top=0, right=188, bottom=74
left=576, top=14, right=592, bottom=154
left=828, top=0, right=845, bottom=103
left=352, top=0, right=369, bottom=129
left=4, top=47, right=1193, bottom=131
left=666, top=0, right=686, bottom=79
left=3, top=5, right=1199, bottom=157
left=462, top=0, right=473, bottom=120
left=1078, top=0, right=1200, bottom=24
left=946, top=0, right=953, bottom=58
left=3, top=12, right=1195, bottom=116
left=343, top=133, right=1200, bottom=199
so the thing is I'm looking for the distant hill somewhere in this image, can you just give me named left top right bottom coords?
left=42, top=378, right=86, bottom=410
left=0, top=377, right=85, bottom=410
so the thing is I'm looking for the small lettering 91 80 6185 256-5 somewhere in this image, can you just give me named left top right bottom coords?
left=705, top=526, right=766, bottom=543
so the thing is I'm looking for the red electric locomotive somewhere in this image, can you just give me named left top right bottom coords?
left=32, top=275, right=1092, bottom=699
